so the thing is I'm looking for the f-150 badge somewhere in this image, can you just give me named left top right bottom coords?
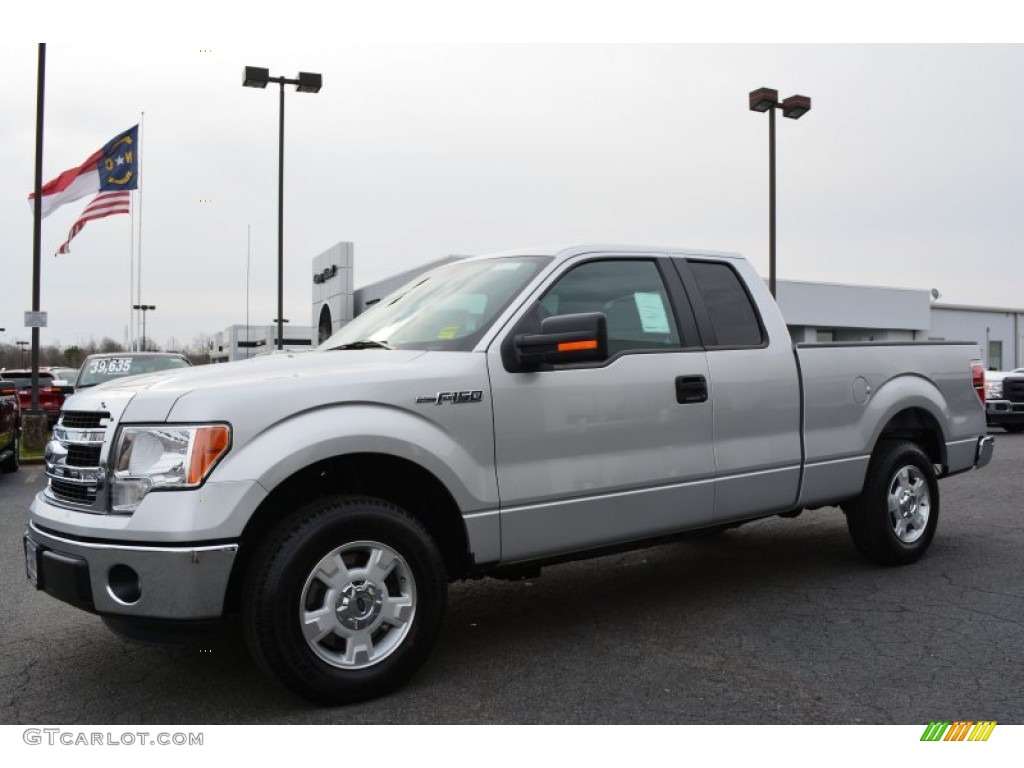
left=416, top=390, right=484, bottom=405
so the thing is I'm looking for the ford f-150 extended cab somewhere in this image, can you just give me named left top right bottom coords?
left=25, top=244, right=993, bottom=704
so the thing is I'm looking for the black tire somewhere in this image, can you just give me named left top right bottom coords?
left=1, top=430, right=19, bottom=474
left=242, top=495, right=447, bottom=705
left=845, top=441, right=939, bottom=566
left=1002, top=424, right=1024, bottom=434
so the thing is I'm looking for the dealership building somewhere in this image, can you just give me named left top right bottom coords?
left=211, top=241, right=1023, bottom=371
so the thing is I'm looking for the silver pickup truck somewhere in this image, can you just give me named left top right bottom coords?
left=26, top=244, right=993, bottom=704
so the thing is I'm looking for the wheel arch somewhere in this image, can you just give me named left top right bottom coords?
left=224, top=452, right=474, bottom=613
left=874, top=406, right=946, bottom=468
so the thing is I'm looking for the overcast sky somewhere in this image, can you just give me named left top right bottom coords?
left=2, top=38, right=1022, bottom=350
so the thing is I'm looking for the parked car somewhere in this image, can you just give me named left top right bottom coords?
left=74, top=352, right=191, bottom=389
left=27, top=244, right=992, bottom=704
left=0, top=368, right=65, bottom=425
left=0, top=380, right=20, bottom=473
left=50, top=367, right=80, bottom=388
left=983, top=369, right=1024, bottom=432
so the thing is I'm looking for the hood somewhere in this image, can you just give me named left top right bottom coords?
left=68, top=350, right=428, bottom=424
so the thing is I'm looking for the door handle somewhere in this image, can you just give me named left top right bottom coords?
left=675, top=375, right=708, bottom=404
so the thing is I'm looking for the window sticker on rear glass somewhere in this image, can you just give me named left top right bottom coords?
left=88, top=358, right=132, bottom=375
left=633, top=292, right=670, bottom=334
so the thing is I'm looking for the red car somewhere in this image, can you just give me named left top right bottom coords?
left=0, top=380, right=20, bottom=473
left=0, top=368, right=67, bottom=426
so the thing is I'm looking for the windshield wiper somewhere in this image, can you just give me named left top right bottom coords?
left=331, top=340, right=392, bottom=350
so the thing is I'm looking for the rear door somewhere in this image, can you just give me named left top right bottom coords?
left=673, top=258, right=802, bottom=518
left=487, top=253, right=717, bottom=562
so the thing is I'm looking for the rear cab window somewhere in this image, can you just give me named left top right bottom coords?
left=685, top=260, right=765, bottom=348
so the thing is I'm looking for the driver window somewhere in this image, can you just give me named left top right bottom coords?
left=540, top=260, right=681, bottom=356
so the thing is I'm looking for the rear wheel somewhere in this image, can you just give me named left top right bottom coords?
left=242, top=495, right=447, bottom=704
left=845, top=441, right=939, bottom=565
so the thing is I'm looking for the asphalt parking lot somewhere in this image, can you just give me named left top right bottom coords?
left=1, top=432, right=1022, bottom=725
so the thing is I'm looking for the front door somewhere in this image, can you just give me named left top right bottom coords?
left=487, top=254, right=717, bottom=563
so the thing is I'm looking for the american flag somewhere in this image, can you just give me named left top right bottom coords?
left=56, top=190, right=131, bottom=255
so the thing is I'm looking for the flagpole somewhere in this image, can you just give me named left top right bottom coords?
left=136, top=111, right=144, bottom=351
left=246, top=224, right=251, bottom=359
left=30, top=43, right=46, bottom=415
left=129, top=187, right=135, bottom=350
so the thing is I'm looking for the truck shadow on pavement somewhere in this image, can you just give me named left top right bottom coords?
left=10, top=510, right=903, bottom=723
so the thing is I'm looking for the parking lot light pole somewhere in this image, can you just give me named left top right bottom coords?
left=272, top=318, right=289, bottom=352
left=749, top=87, right=812, bottom=298
left=16, top=341, right=29, bottom=367
left=133, top=304, right=156, bottom=351
left=243, top=66, right=323, bottom=350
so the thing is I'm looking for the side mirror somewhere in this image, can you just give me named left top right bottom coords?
left=513, top=312, right=608, bottom=371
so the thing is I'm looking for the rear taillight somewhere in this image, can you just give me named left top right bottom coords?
left=971, top=360, right=985, bottom=405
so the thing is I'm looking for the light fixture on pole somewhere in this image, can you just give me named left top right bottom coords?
left=749, top=87, right=812, bottom=298
left=133, top=304, right=156, bottom=351
left=243, top=65, right=323, bottom=350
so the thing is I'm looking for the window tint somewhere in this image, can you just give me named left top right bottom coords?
left=540, top=260, right=681, bottom=356
left=689, top=261, right=764, bottom=347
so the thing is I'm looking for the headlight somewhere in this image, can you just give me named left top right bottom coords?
left=985, top=381, right=1003, bottom=400
left=110, top=424, right=231, bottom=512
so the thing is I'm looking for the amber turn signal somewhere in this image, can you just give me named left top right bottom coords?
left=557, top=340, right=598, bottom=353
left=187, top=426, right=231, bottom=484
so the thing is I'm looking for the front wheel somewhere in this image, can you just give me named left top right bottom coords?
left=844, top=441, right=939, bottom=566
left=1002, top=423, right=1024, bottom=434
left=242, top=495, right=447, bottom=704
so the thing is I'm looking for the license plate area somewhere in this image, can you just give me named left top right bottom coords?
left=24, top=537, right=41, bottom=589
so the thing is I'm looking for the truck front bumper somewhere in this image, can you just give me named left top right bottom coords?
left=985, top=399, right=1024, bottom=425
left=24, top=522, right=237, bottom=620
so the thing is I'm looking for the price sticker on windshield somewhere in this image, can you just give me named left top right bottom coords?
left=88, top=358, right=133, bottom=375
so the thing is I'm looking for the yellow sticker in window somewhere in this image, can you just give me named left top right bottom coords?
left=437, top=325, right=460, bottom=339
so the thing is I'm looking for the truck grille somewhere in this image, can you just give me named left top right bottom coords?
left=1004, top=377, right=1024, bottom=403
left=46, top=410, right=111, bottom=512
left=60, top=411, right=110, bottom=429
left=50, top=478, right=99, bottom=505
left=66, top=444, right=102, bottom=467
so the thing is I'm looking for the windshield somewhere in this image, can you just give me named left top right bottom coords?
left=77, top=355, right=191, bottom=388
left=320, top=256, right=551, bottom=352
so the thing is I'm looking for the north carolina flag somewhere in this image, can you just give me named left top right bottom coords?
left=28, top=125, right=139, bottom=218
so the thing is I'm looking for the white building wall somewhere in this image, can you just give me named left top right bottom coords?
left=776, top=280, right=931, bottom=332
left=930, top=307, right=1021, bottom=370
left=210, top=324, right=314, bottom=363
left=311, top=242, right=354, bottom=344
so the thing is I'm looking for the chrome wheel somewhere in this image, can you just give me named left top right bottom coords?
left=887, top=465, right=931, bottom=544
left=846, top=441, right=940, bottom=565
left=300, top=540, right=416, bottom=670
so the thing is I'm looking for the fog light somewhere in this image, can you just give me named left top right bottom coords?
left=110, top=477, right=152, bottom=513
left=108, top=564, right=141, bottom=604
